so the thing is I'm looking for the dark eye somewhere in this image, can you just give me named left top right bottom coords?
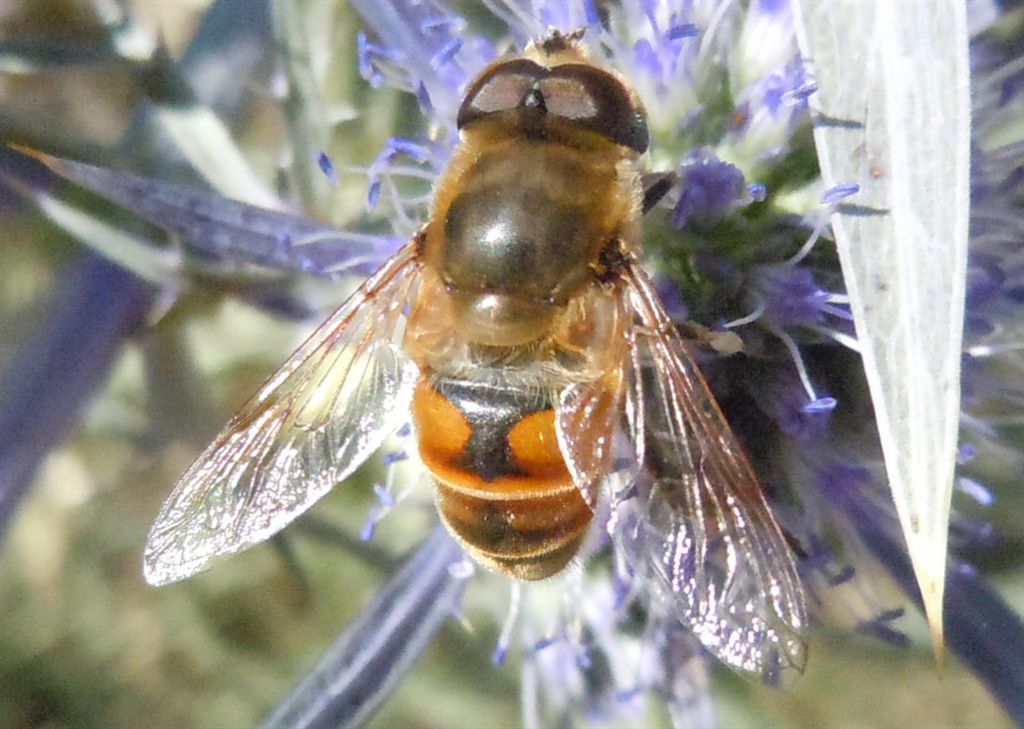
left=457, top=59, right=544, bottom=129
left=535, top=76, right=599, bottom=120
left=541, top=64, right=649, bottom=153
left=457, top=58, right=649, bottom=154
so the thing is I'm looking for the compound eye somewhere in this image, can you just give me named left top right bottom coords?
left=536, top=76, right=599, bottom=121
left=540, top=64, right=649, bottom=153
left=457, top=59, right=543, bottom=129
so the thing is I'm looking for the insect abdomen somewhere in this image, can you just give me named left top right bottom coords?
left=412, top=375, right=592, bottom=580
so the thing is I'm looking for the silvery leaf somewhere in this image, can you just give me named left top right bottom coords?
left=792, top=0, right=971, bottom=655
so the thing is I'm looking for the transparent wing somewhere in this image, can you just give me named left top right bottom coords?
left=554, top=285, right=631, bottom=510
left=620, top=264, right=807, bottom=676
left=143, top=243, right=422, bottom=585
left=556, top=378, right=622, bottom=509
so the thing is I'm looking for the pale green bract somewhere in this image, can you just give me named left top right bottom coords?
left=792, top=0, right=971, bottom=655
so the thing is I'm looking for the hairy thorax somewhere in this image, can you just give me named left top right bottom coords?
left=419, top=131, right=639, bottom=347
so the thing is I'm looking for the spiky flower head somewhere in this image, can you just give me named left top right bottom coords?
left=2, top=1, right=1023, bottom=728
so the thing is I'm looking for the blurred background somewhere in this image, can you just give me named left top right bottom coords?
left=1, top=1, right=1022, bottom=728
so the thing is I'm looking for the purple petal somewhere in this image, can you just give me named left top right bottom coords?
left=821, top=182, right=860, bottom=205
left=316, top=151, right=338, bottom=185
left=672, top=155, right=746, bottom=228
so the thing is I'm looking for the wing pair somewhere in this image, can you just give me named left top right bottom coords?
left=143, top=242, right=806, bottom=676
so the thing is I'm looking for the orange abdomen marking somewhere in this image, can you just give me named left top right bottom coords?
left=412, top=375, right=593, bottom=580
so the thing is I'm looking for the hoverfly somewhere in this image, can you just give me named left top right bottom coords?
left=143, top=31, right=807, bottom=675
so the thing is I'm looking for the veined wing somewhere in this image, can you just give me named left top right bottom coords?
left=556, top=377, right=623, bottom=510
left=143, top=243, right=423, bottom=585
left=555, top=287, right=631, bottom=511
left=619, top=264, right=807, bottom=676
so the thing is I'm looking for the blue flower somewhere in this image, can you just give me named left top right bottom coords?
left=317, top=2, right=1024, bottom=725
left=3, top=1, right=1023, bottom=728
left=671, top=153, right=748, bottom=228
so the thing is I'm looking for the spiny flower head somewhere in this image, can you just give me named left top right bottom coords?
left=3, top=1, right=1023, bottom=727
left=339, top=1, right=1023, bottom=725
